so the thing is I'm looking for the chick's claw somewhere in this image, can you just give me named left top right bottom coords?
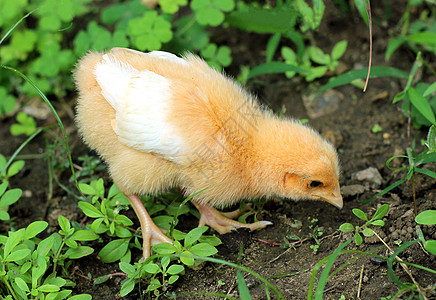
left=193, top=202, right=273, bottom=235
left=126, top=194, right=173, bottom=259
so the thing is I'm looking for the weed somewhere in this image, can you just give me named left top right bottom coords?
left=0, top=220, right=93, bottom=299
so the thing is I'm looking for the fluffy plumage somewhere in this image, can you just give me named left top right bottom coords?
left=74, top=47, right=342, bottom=258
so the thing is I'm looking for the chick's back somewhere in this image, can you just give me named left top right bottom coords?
left=74, top=48, right=263, bottom=206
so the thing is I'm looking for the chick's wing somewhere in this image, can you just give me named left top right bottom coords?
left=93, top=53, right=192, bottom=163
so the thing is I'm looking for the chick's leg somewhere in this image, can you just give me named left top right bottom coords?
left=127, top=194, right=172, bottom=258
left=193, top=202, right=272, bottom=235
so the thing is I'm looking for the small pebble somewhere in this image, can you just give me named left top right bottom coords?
left=341, top=184, right=365, bottom=197
left=383, top=133, right=390, bottom=139
left=391, top=231, right=399, bottom=240
left=352, top=167, right=383, bottom=187
left=23, top=190, right=33, bottom=198
left=370, top=256, right=387, bottom=265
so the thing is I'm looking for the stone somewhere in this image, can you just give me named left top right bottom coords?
left=352, top=167, right=383, bottom=187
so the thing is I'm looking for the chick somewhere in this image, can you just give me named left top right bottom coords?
left=74, top=47, right=342, bottom=258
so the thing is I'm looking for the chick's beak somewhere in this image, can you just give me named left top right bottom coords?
left=312, top=185, right=343, bottom=209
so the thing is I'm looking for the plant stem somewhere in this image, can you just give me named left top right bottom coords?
left=412, top=174, right=417, bottom=216
left=1, top=276, right=18, bottom=300
left=373, top=231, right=427, bottom=300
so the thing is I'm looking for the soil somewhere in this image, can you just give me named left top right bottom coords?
left=1, top=1, right=435, bottom=300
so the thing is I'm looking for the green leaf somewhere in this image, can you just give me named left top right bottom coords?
left=184, top=226, right=208, bottom=247
left=98, top=239, right=129, bottom=263
left=160, top=0, right=187, bottom=13
left=226, top=6, right=297, bottom=33
left=146, top=278, right=162, bottom=292
left=426, top=125, right=436, bottom=152
left=115, top=214, right=133, bottom=226
left=94, top=275, right=110, bottom=285
left=38, top=284, right=60, bottom=293
left=120, top=279, right=135, bottom=297
left=65, top=246, right=94, bottom=259
left=237, top=270, right=253, bottom=300
left=24, top=221, right=48, bottom=239
left=192, top=0, right=234, bottom=26
left=354, top=232, right=363, bottom=245
left=266, top=33, right=281, bottom=62
left=0, top=182, right=7, bottom=196
left=115, top=225, right=132, bottom=238
left=407, top=87, right=436, bottom=125
left=15, top=277, right=29, bottom=293
left=352, top=0, right=369, bottom=25
left=3, top=229, right=25, bottom=257
left=167, top=264, right=184, bottom=275
left=127, top=11, right=173, bottom=51
left=71, top=230, right=99, bottom=241
left=119, top=262, right=135, bottom=275
left=415, top=210, right=436, bottom=225
left=424, top=240, right=436, bottom=255
left=58, top=215, right=71, bottom=233
left=339, top=223, right=354, bottom=233
left=308, top=46, right=328, bottom=65
left=69, top=295, right=92, bottom=300
left=10, top=112, right=37, bottom=136
left=6, top=248, right=31, bottom=261
left=78, top=201, right=104, bottom=218
left=316, top=67, right=408, bottom=97
left=45, top=276, right=66, bottom=287
left=385, top=37, right=406, bottom=61
left=407, top=31, right=436, bottom=45
left=362, top=228, right=374, bottom=237
left=168, top=275, right=179, bottom=284
left=143, top=263, right=161, bottom=274
left=373, top=204, right=389, bottom=220
left=7, top=160, right=25, bottom=177
left=0, top=211, right=10, bottom=221
left=331, top=40, right=347, bottom=60
left=0, top=188, right=22, bottom=207
left=37, top=235, right=55, bottom=258
left=190, top=243, right=218, bottom=256
left=371, top=219, right=385, bottom=226
left=352, top=208, right=368, bottom=221
left=415, top=167, right=436, bottom=179
left=152, top=243, right=177, bottom=255
left=424, top=82, right=436, bottom=97
left=180, top=250, right=195, bottom=266
left=78, top=183, right=97, bottom=195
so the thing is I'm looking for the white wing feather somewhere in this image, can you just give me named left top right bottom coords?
left=94, top=54, right=186, bottom=162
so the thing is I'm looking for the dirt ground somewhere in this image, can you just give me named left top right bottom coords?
left=1, top=1, right=435, bottom=299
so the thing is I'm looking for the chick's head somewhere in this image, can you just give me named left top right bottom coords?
left=253, top=119, right=342, bottom=209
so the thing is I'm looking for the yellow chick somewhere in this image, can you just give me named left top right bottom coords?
left=74, top=48, right=342, bottom=258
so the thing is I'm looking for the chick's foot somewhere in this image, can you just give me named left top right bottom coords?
left=127, top=194, right=173, bottom=258
left=193, top=202, right=272, bottom=235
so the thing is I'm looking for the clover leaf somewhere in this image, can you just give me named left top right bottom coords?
left=160, top=0, right=188, bottom=14
left=200, top=44, right=232, bottom=70
left=0, top=88, right=16, bottom=116
left=0, top=30, right=37, bottom=64
left=34, top=0, right=91, bottom=31
left=0, top=0, right=27, bottom=27
left=74, top=22, right=129, bottom=56
left=191, top=0, right=235, bottom=27
left=10, top=112, right=37, bottom=137
left=127, top=11, right=173, bottom=51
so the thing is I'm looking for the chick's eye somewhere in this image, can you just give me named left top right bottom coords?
left=309, top=180, right=323, bottom=188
